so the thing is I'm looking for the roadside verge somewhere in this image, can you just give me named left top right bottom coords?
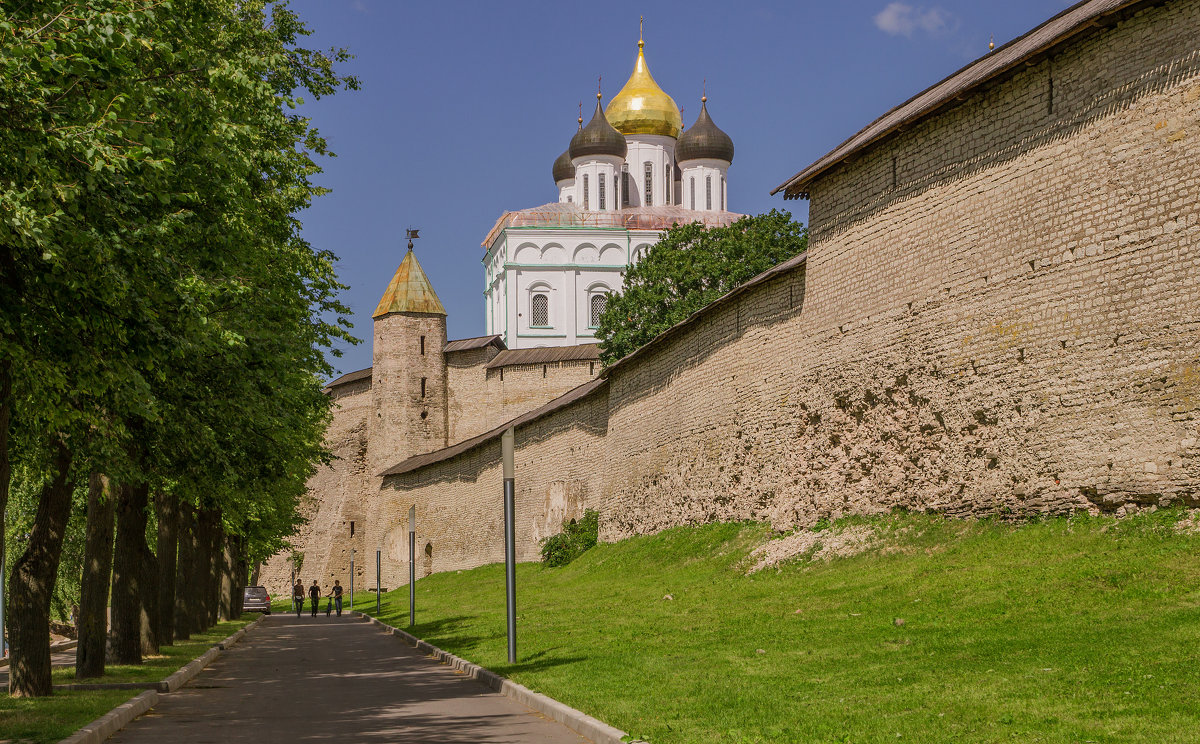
left=352, top=611, right=640, bottom=744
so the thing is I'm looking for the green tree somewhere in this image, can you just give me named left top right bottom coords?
left=595, top=210, right=808, bottom=365
left=0, top=0, right=357, bottom=694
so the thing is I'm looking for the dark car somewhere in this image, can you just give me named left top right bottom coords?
left=243, top=586, right=271, bottom=614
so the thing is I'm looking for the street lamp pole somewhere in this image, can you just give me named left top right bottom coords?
left=502, top=427, right=517, bottom=664
left=408, top=506, right=416, bottom=628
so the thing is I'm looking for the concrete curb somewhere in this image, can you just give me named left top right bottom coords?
left=0, top=639, right=78, bottom=669
left=352, top=612, right=636, bottom=744
left=56, top=615, right=266, bottom=743
left=57, top=689, right=158, bottom=744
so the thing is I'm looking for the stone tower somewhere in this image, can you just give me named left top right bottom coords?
left=369, top=247, right=449, bottom=474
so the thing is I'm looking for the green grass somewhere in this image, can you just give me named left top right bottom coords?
left=354, top=509, right=1200, bottom=744
left=48, top=616, right=254, bottom=686
left=0, top=615, right=254, bottom=743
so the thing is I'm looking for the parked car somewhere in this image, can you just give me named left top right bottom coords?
left=243, top=586, right=271, bottom=614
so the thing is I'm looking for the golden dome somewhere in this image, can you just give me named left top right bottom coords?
left=605, top=40, right=682, bottom=138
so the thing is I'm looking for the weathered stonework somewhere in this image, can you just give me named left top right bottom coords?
left=268, top=0, right=1200, bottom=590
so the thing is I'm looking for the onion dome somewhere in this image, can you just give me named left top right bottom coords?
left=606, top=40, right=682, bottom=138
left=675, top=96, right=734, bottom=164
left=552, top=148, right=574, bottom=184
left=569, top=94, right=627, bottom=160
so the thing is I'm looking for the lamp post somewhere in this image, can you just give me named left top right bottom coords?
left=350, top=549, right=355, bottom=611
left=408, top=506, right=416, bottom=628
left=502, top=426, right=517, bottom=663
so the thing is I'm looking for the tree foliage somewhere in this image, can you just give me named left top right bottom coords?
left=0, top=0, right=359, bottom=694
left=595, top=210, right=808, bottom=365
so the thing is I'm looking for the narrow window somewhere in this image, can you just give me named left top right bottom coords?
left=583, top=175, right=589, bottom=210
left=349, top=521, right=355, bottom=537
left=690, top=177, right=695, bottom=209
left=590, top=293, right=607, bottom=327
left=1047, top=67, right=1054, bottom=115
left=706, top=176, right=712, bottom=210
left=531, top=293, right=549, bottom=327
left=419, top=335, right=425, bottom=355
left=598, top=176, right=606, bottom=210
left=891, top=156, right=897, bottom=189
left=665, top=163, right=670, bottom=204
left=567, top=194, right=573, bottom=203
left=420, top=377, right=426, bottom=398
left=614, top=175, right=619, bottom=208
left=589, top=362, right=595, bottom=375
left=621, top=165, right=631, bottom=206
left=721, top=177, right=726, bottom=211
left=644, top=162, right=653, bottom=206
left=542, top=365, right=547, bottom=378
left=499, top=368, right=504, bottom=381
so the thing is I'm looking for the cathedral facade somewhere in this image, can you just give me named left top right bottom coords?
left=483, top=36, right=741, bottom=350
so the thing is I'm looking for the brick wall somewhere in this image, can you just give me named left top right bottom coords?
left=269, top=1, right=1200, bottom=588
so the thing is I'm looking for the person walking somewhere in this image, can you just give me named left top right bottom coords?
left=292, top=580, right=305, bottom=617
left=308, top=580, right=321, bottom=617
left=328, top=580, right=344, bottom=617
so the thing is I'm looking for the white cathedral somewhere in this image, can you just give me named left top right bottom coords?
left=482, top=35, right=741, bottom=350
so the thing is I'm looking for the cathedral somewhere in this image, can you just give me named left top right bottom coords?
left=262, top=33, right=742, bottom=592
left=483, top=34, right=741, bottom=349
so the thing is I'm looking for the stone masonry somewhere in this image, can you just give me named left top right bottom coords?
left=268, top=0, right=1199, bottom=590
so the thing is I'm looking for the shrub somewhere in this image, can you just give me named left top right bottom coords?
left=540, top=509, right=599, bottom=567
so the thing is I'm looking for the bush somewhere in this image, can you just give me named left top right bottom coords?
left=540, top=509, right=599, bottom=567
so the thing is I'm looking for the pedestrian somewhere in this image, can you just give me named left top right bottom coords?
left=292, top=580, right=305, bottom=617
left=309, top=580, right=321, bottom=617
left=327, top=580, right=344, bottom=617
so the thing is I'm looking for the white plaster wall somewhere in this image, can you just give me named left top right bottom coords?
left=680, top=159, right=730, bottom=211
left=623, top=135, right=676, bottom=207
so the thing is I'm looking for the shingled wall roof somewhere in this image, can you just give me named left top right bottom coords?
left=772, top=0, right=1149, bottom=199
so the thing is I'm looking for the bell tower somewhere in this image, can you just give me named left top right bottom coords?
left=368, top=231, right=449, bottom=474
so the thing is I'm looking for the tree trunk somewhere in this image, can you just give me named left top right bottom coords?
left=249, top=560, right=261, bottom=588
left=173, top=503, right=195, bottom=640
left=233, top=537, right=249, bottom=616
left=205, top=510, right=223, bottom=627
left=219, top=537, right=235, bottom=621
left=154, top=489, right=177, bottom=645
left=7, top=442, right=73, bottom=697
left=0, top=360, right=11, bottom=656
left=193, top=508, right=215, bottom=632
left=138, top=509, right=159, bottom=656
left=110, top=482, right=150, bottom=664
left=76, top=473, right=115, bottom=679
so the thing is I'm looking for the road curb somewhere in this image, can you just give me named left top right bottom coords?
left=56, top=615, right=266, bottom=743
left=0, top=639, right=78, bottom=669
left=352, top=612, right=636, bottom=744
left=57, top=689, right=158, bottom=744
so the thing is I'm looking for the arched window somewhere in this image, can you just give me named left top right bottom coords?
left=531, top=292, right=550, bottom=327
left=643, top=162, right=653, bottom=206
left=690, top=177, right=695, bottom=210
left=598, top=176, right=606, bottom=210
left=583, top=175, right=590, bottom=210
left=589, top=293, right=608, bottom=327
left=721, top=176, right=726, bottom=211
left=706, top=175, right=712, bottom=210
left=622, top=165, right=631, bottom=206
left=614, top=175, right=619, bottom=209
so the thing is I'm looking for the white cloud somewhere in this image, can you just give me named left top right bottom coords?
left=874, top=3, right=954, bottom=37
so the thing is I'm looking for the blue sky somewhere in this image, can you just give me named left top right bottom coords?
left=288, top=0, right=1075, bottom=377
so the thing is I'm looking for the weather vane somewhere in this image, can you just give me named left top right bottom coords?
left=405, top=228, right=419, bottom=252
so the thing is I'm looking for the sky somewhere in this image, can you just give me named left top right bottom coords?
left=287, top=0, right=1076, bottom=379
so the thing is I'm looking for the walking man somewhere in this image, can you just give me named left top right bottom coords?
left=329, top=580, right=344, bottom=617
left=292, top=580, right=305, bottom=617
left=308, top=580, right=321, bottom=617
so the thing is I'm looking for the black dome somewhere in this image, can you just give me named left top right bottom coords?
left=552, top=148, right=574, bottom=184
left=569, top=96, right=628, bottom=160
left=675, top=99, right=734, bottom=164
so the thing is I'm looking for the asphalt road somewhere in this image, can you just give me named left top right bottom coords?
left=107, top=613, right=592, bottom=743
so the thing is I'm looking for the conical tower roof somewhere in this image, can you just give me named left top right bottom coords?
left=373, top=249, right=446, bottom=318
left=606, top=39, right=682, bottom=138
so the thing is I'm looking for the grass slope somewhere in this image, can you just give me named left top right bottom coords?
left=357, top=510, right=1200, bottom=744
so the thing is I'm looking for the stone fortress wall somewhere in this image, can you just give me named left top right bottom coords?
left=267, top=0, right=1200, bottom=593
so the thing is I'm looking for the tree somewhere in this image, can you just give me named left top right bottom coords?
left=0, top=0, right=357, bottom=695
left=595, top=210, right=808, bottom=365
